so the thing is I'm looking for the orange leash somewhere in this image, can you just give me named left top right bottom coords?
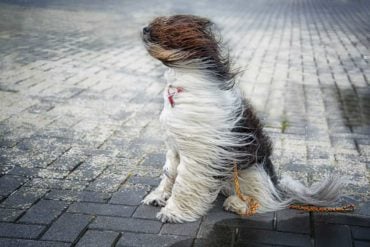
left=233, top=161, right=354, bottom=216
left=288, top=204, right=354, bottom=212
left=233, top=161, right=259, bottom=216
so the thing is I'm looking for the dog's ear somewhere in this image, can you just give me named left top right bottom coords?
left=145, top=43, right=187, bottom=63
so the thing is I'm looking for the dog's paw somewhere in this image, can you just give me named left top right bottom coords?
left=223, top=195, right=248, bottom=215
left=142, top=189, right=169, bottom=207
left=156, top=206, right=187, bottom=223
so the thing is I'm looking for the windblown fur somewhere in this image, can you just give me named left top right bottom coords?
left=141, top=15, right=344, bottom=223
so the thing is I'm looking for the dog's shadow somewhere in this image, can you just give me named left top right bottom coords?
left=171, top=208, right=362, bottom=247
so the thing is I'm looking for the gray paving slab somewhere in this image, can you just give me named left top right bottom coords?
left=76, top=230, right=120, bottom=247
left=67, top=202, right=136, bottom=217
left=238, top=228, right=311, bottom=247
left=0, top=222, right=45, bottom=239
left=42, top=213, right=93, bottom=242
left=160, top=220, right=201, bottom=237
left=109, top=188, right=149, bottom=206
left=18, top=199, right=68, bottom=224
left=0, top=239, right=70, bottom=247
left=0, top=187, right=48, bottom=209
left=117, top=232, right=188, bottom=247
left=276, top=209, right=310, bottom=234
left=315, top=223, right=352, bottom=247
left=0, top=175, right=28, bottom=196
left=45, top=189, right=111, bottom=203
left=90, top=216, right=162, bottom=234
left=351, top=226, right=370, bottom=241
left=133, top=204, right=161, bottom=220
left=0, top=208, right=23, bottom=222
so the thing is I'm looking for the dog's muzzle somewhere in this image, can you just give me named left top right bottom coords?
left=143, top=26, right=150, bottom=35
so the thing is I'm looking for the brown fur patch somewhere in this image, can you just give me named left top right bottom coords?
left=142, top=15, right=236, bottom=83
left=147, top=15, right=215, bottom=60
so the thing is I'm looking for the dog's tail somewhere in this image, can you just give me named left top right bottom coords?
left=262, top=157, right=346, bottom=207
left=233, top=159, right=346, bottom=213
left=277, top=174, right=345, bottom=207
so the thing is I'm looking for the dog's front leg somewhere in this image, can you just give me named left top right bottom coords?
left=142, top=150, right=179, bottom=207
left=157, top=157, right=220, bottom=223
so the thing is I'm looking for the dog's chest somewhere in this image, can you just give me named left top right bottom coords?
left=159, top=70, right=181, bottom=125
left=159, top=85, right=179, bottom=127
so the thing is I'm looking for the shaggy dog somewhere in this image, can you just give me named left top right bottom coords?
left=141, top=15, right=343, bottom=223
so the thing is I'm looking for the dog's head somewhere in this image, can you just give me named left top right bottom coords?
left=142, top=15, right=235, bottom=82
left=142, top=15, right=215, bottom=64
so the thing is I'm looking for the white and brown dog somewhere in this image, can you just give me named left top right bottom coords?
left=141, top=15, right=343, bottom=223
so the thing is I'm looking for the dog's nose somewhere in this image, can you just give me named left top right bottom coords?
left=143, top=26, right=150, bottom=34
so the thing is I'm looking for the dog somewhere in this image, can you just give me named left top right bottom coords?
left=141, top=15, right=344, bottom=223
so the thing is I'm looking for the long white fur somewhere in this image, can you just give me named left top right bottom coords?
left=144, top=68, right=252, bottom=222
left=278, top=175, right=345, bottom=206
left=142, top=67, right=344, bottom=223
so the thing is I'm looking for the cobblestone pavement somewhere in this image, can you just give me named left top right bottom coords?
left=0, top=0, right=369, bottom=246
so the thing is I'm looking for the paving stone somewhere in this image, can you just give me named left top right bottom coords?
left=0, top=208, right=24, bottom=222
left=27, top=102, right=55, bottom=114
left=0, top=175, right=28, bottom=196
left=47, top=148, right=89, bottom=171
left=86, top=173, right=128, bottom=193
left=0, top=222, right=45, bottom=239
left=198, top=221, right=272, bottom=246
left=116, top=232, right=187, bottom=247
left=218, top=213, right=275, bottom=230
left=141, top=153, right=166, bottom=169
left=67, top=158, right=110, bottom=182
left=45, top=189, right=110, bottom=203
left=314, top=213, right=370, bottom=227
left=314, top=223, right=352, bottom=247
left=19, top=199, right=68, bottom=224
left=24, top=146, right=71, bottom=168
left=36, top=169, right=69, bottom=179
left=25, top=178, right=88, bottom=190
left=351, top=226, right=370, bottom=241
left=76, top=230, right=119, bottom=247
left=354, top=241, right=370, bottom=247
left=276, top=209, right=310, bottom=234
left=0, top=137, right=19, bottom=148
left=161, top=220, right=201, bottom=237
left=1, top=187, right=47, bottom=209
left=132, top=204, right=161, bottom=220
left=90, top=216, right=162, bottom=234
left=238, top=228, right=311, bottom=247
left=202, top=211, right=240, bottom=225
left=42, top=213, right=93, bottom=242
left=68, top=202, right=135, bottom=217
left=194, top=238, right=270, bottom=247
left=171, top=239, right=194, bottom=247
left=122, top=138, right=161, bottom=158
left=128, top=175, right=161, bottom=187
left=0, top=239, right=70, bottom=247
left=7, top=166, right=42, bottom=178
left=109, top=188, right=149, bottom=206
left=0, top=164, right=13, bottom=176
left=67, top=153, right=115, bottom=181
left=197, top=223, right=215, bottom=239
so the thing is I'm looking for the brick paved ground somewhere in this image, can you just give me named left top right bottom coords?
left=0, top=0, right=369, bottom=246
